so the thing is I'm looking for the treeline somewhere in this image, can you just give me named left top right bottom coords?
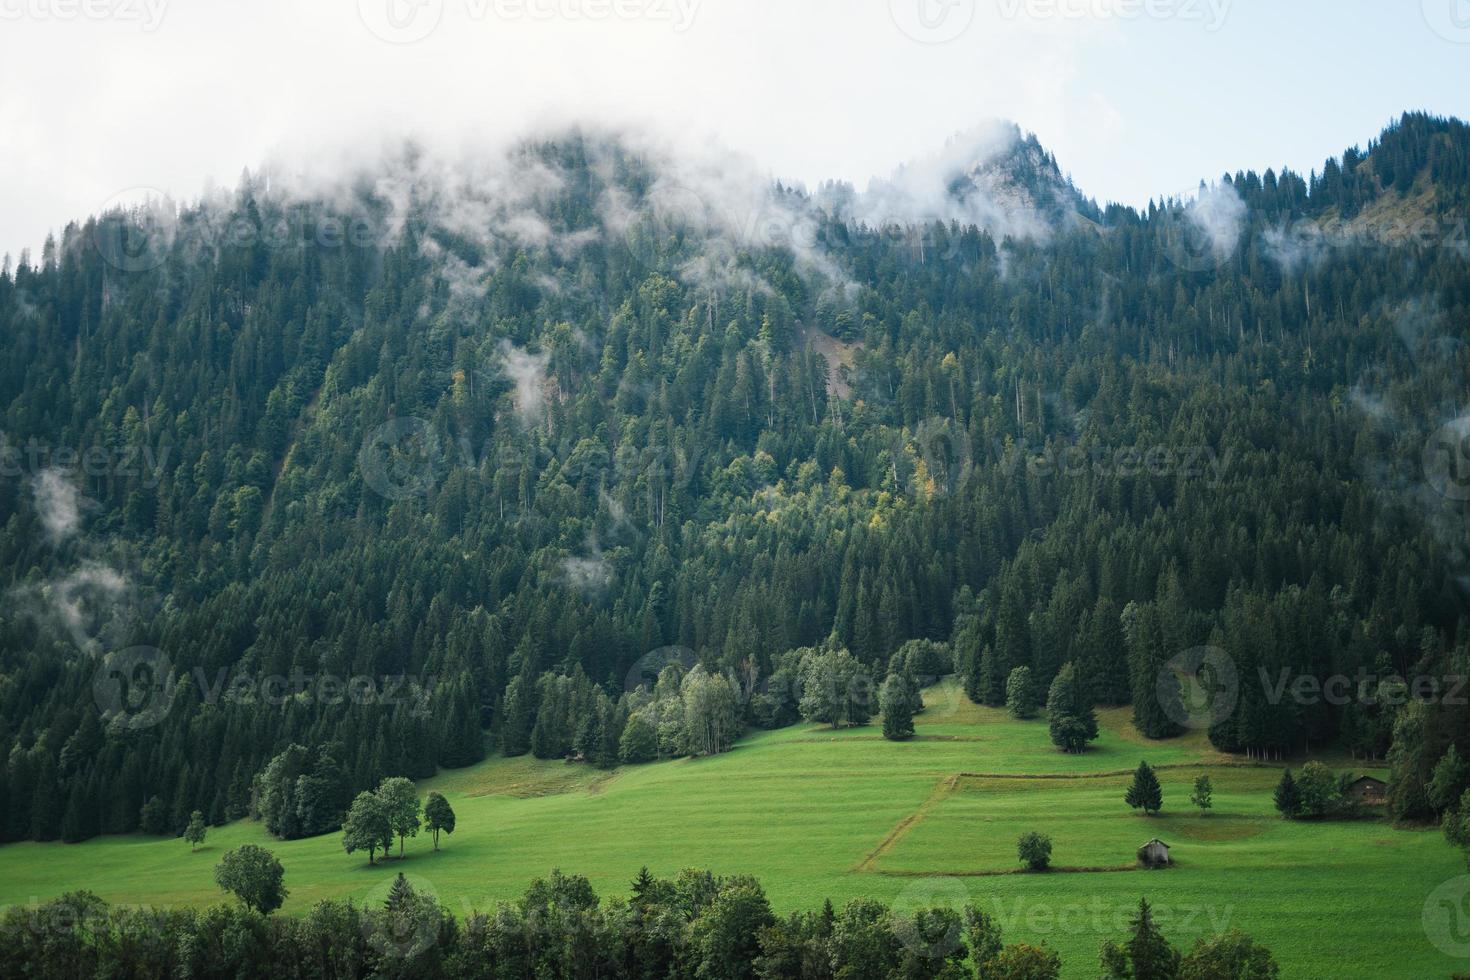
left=1, top=113, right=1469, bottom=840
left=0, top=867, right=1278, bottom=980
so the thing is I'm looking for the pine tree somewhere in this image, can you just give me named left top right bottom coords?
left=1274, top=769, right=1302, bottom=819
left=1126, top=603, right=1185, bottom=740
left=1100, top=899, right=1180, bottom=979
left=386, top=872, right=415, bottom=910
left=1047, top=663, right=1098, bottom=753
left=1126, top=761, right=1163, bottom=815
left=631, top=866, right=657, bottom=904
left=500, top=672, right=534, bottom=758
left=880, top=673, right=916, bottom=741
left=1005, top=666, right=1038, bottom=719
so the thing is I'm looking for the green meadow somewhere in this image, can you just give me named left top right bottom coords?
left=0, top=681, right=1460, bottom=978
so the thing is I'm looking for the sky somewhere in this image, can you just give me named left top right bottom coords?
left=2, top=0, right=1469, bottom=262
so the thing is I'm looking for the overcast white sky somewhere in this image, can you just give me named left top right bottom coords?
left=2, top=0, right=1468, bottom=261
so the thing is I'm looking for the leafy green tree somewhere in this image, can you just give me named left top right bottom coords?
left=1047, top=663, right=1098, bottom=753
left=620, top=712, right=658, bottom=763
left=1190, top=775, right=1212, bottom=816
left=880, top=673, right=916, bottom=741
left=1386, top=700, right=1434, bottom=821
left=214, top=845, right=287, bottom=914
left=1126, top=761, right=1163, bottom=816
left=1293, top=762, right=1340, bottom=819
left=423, top=791, right=455, bottom=851
left=798, top=649, right=873, bottom=730
left=690, top=878, right=774, bottom=980
left=377, top=777, right=422, bottom=858
left=1430, top=745, right=1470, bottom=814
left=184, top=810, right=207, bottom=852
left=682, top=667, right=740, bottom=757
left=1017, top=831, right=1052, bottom=871
left=255, top=744, right=348, bottom=840
left=991, top=943, right=1063, bottom=979
left=1006, top=666, right=1038, bottom=719
left=1273, top=769, right=1302, bottom=819
left=964, top=905, right=1005, bottom=974
left=1100, top=899, right=1180, bottom=980
left=1443, top=788, right=1470, bottom=861
left=138, top=796, right=167, bottom=836
left=1179, top=930, right=1280, bottom=979
left=342, top=791, right=392, bottom=865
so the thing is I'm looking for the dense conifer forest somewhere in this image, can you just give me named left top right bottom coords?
left=2, top=111, right=1469, bottom=846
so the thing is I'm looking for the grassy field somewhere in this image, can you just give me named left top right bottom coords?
left=0, top=680, right=1460, bottom=978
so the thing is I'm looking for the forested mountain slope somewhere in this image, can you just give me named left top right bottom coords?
left=1, top=113, right=1468, bottom=843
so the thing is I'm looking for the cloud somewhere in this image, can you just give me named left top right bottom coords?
left=1262, top=221, right=1329, bottom=274
left=499, top=341, right=551, bottom=423
left=33, top=468, right=82, bottom=543
left=10, top=560, right=136, bottom=654
left=1183, top=181, right=1247, bottom=259
left=832, top=121, right=1073, bottom=241
left=1349, top=386, right=1393, bottom=423
left=561, top=555, right=613, bottom=594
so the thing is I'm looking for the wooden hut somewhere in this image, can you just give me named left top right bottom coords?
left=1137, top=838, right=1171, bottom=868
left=1347, top=775, right=1387, bottom=805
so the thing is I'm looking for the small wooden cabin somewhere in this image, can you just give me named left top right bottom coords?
left=1347, top=775, right=1388, bottom=805
left=1137, top=838, right=1171, bottom=868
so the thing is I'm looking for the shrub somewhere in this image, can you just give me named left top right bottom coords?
left=1017, top=831, right=1052, bottom=871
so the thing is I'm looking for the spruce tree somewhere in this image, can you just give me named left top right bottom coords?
left=1005, top=666, right=1038, bottom=719
left=1047, top=663, right=1099, bottom=753
left=880, top=673, right=916, bottom=741
left=1126, top=603, right=1185, bottom=740
left=1100, top=899, right=1180, bottom=979
left=1126, top=761, right=1164, bottom=815
left=1274, top=769, right=1302, bottom=819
